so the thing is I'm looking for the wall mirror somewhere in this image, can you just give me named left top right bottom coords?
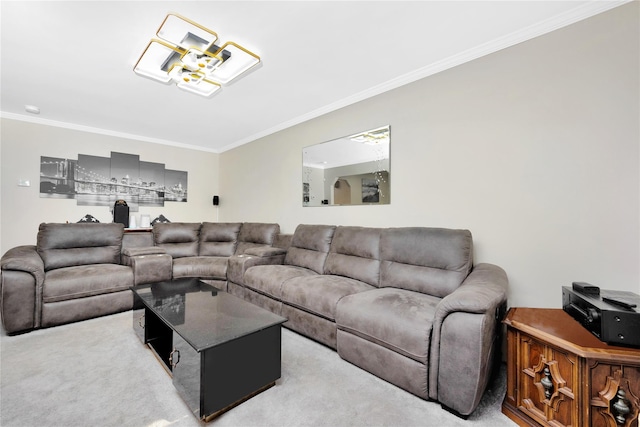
left=302, top=125, right=390, bottom=206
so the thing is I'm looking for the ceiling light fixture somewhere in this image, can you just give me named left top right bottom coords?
left=349, top=126, right=390, bottom=145
left=134, top=13, right=261, bottom=97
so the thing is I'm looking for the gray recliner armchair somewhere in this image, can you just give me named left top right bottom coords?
left=1, top=222, right=134, bottom=334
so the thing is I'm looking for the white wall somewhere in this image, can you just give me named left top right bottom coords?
left=219, top=4, right=639, bottom=308
left=0, top=119, right=219, bottom=253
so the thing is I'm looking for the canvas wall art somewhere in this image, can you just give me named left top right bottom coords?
left=40, top=151, right=188, bottom=211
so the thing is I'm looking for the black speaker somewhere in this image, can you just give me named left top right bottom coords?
left=113, top=204, right=129, bottom=227
left=213, top=195, right=219, bottom=206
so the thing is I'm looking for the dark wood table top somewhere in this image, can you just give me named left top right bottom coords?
left=504, top=307, right=640, bottom=363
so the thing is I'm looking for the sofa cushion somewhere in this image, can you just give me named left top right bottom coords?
left=43, top=264, right=133, bottom=303
left=324, top=226, right=381, bottom=287
left=172, top=256, right=228, bottom=280
left=284, top=224, right=336, bottom=273
left=380, top=227, right=473, bottom=298
left=336, top=287, right=440, bottom=363
left=153, top=223, right=200, bottom=258
left=37, top=223, right=123, bottom=271
left=282, top=275, right=374, bottom=321
left=243, top=264, right=317, bottom=299
left=235, top=223, right=280, bottom=254
left=199, top=222, right=241, bottom=256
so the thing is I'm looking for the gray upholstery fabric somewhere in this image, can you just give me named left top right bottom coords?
left=324, top=226, right=381, bottom=286
left=428, top=263, right=508, bottom=403
left=235, top=222, right=280, bottom=254
left=0, top=245, right=46, bottom=330
left=243, top=246, right=286, bottom=257
left=337, top=330, right=429, bottom=399
left=0, top=270, right=37, bottom=332
left=284, top=224, right=336, bottom=273
left=122, top=246, right=167, bottom=257
left=37, top=223, right=124, bottom=271
left=1, top=245, right=45, bottom=285
left=153, top=222, right=200, bottom=258
left=336, top=287, right=439, bottom=363
left=226, top=252, right=287, bottom=285
left=127, top=254, right=172, bottom=285
left=172, top=256, right=228, bottom=280
left=122, top=231, right=154, bottom=249
left=379, top=227, right=473, bottom=297
left=437, top=312, right=495, bottom=415
left=234, top=283, right=284, bottom=315
left=1, top=224, right=137, bottom=334
left=198, top=279, right=227, bottom=292
left=243, top=264, right=317, bottom=299
left=43, top=264, right=133, bottom=303
left=273, top=233, right=292, bottom=250
left=41, top=290, right=132, bottom=328
left=282, top=275, right=374, bottom=321
left=281, top=304, right=338, bottom=349
left=199, top=222, right=241, bottom=256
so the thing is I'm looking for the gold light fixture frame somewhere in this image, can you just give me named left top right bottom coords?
left=134, top=13, right=260, bottom=97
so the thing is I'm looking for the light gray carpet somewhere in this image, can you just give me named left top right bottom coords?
left=1, top=312, right=516, bottom=426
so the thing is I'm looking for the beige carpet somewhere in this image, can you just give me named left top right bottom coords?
left=1, top=311, right=516, bottom=426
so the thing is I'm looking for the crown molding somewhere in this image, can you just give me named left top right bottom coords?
left=0, top=112, right=220, bottom=154
left=219, top=0, right=631, bottom=152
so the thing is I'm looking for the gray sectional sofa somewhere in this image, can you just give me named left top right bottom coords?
left=123, top=221, right=282, bottom=289
left=227, top=224, right=508, bottom=416
left=0, top=221, right=282, bottom=334
left=0, top=220, right=507, bottom=417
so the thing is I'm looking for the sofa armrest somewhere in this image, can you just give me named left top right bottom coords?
left=1, top=245, right=45, bottom=279
left=122, top=246, right=167, bottom=266
left=122, top=246, right=167, bottom=258
left=227, top=252, right=286, bottom=285
left=1, top=245, right=46, bottom=333
left=243, top=246, right=287, bottom=257
left=121, top=247, right=172, bottom=285
left=428, top=263, right=508, bottom=415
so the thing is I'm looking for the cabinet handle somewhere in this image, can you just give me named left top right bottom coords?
left=612, top=389, right=630, bottom=425
left=541, top=367, right=554, bottom=399
left=169, top=348, right=180, bottom=368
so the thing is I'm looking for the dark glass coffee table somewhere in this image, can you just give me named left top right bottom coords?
left=131, top=278, right=287, bottom=421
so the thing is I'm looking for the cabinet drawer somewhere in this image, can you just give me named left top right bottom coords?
left=588, top=362, right=640, bottom=427
left=513, top=331, right=579, bottom=427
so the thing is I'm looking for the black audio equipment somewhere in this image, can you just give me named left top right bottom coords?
left=213, top=195, right=219, bottom=206
left=562, top=285, right=640, bottom=348
left=113, top=199, right=129, bottom=228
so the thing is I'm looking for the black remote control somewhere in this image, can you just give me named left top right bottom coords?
left=602, top=296, right=637, bottom=310
left=572, top=281, right=600, bottom=296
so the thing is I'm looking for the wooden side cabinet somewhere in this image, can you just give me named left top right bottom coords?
left=502, top=307, right=640, bottom=427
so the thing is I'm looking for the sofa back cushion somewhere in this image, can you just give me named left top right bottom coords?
left=199, top=222, right=241, bottom=256
left=153, top=223, right=201, bottom=259
left=285, top=224, right=336, bottom=273
left=324, top=226, right=381, bottom=286
left=235, top=223, right=280, bottom=254
left=380, top=227, right=473, bottom=297
left=37, top=223, right=124, bottom=271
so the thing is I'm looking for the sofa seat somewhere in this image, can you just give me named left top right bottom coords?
left=243, top=264, right=317, bottom=299
left=336, top=287, right=440, bottom=363
left=282, top=275, right=374, bottom=321
left=42, top=264, right=134, bottom=303
left=172, top=256, right=228, bottom=280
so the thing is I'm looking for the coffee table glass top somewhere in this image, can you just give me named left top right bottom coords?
left=132, top=278, right=286, bottom=352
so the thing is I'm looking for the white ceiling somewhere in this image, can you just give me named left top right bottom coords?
left=0, top=1, right=629, bottom=153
